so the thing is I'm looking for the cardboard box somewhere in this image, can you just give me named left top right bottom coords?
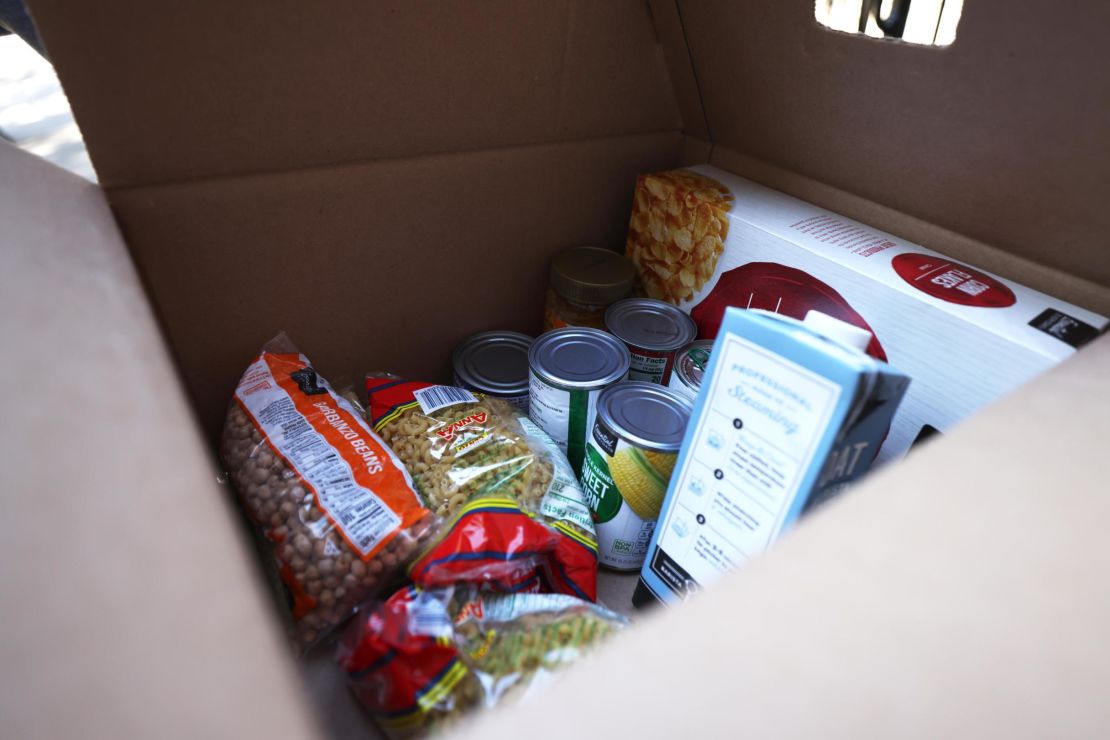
left=626, top=164, right=1108, bottom=462
left=5, top=1, right=1110, bottom=737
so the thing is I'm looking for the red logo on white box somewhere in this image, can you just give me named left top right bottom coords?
left=891, top=253, right=1016, bottom=308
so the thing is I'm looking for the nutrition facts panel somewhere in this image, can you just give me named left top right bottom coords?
left=238, top=358, right=402, bottom=557
left=652, top=334, right=840, bottom=596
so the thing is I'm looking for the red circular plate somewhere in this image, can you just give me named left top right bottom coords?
left=690, top=262, right=888, bottom=361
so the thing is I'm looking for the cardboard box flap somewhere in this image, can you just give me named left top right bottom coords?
left=673, top=0, right=1110, bottom=288
left=463, top=329, right=1110, bottom=740
left=647, top=0, right=709, bottom=141
left=0, top=141, right=322, bottom=739
left=28, top=0, right=681, bottom=188
left=710, top=147, right=1110, bottom=316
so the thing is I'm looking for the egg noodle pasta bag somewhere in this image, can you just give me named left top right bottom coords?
left=220, top=334, right=433, bottom=648
left=365, top=376, right=599, bottom=600
left=337, top=585, right=628, bottom=737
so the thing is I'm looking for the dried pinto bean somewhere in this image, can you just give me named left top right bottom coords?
left=220, top=339, right=435, bottom=649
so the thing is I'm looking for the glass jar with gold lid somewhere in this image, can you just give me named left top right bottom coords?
left=543, top=247, right=635, bottom=332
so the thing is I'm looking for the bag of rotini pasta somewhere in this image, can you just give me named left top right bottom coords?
left=337, top=585, right=627, bottom=738
left=365, top=376, right=598, bottom=600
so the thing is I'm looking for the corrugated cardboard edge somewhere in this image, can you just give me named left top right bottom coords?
left=0, top=141, right=323, bottom=740
left=647, top=0, right=710, bottom=141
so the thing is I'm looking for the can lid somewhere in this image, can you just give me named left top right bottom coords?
left=529, top=328, right=631, bottom=389
left=452, top=331, right=534, bottom=396
left=597, top=381, right=693, bottom=451
left=803, top=310, right=871, bottom=353
left=549, top=247, right=635, bottom=306
left=675, top=340, right=713, bottom=389
left=605, top=298, right=698, bottom=351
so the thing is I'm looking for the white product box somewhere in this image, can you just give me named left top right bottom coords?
left=626, top=165, right=1108, bottom=463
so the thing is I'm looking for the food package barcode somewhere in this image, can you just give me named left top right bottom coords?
left=413, top=385, right=477, bottom=414
left=409, top=596, right=453, bottom=637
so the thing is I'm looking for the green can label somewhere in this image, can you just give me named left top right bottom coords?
left=581, top=445, right=623, bottom=523
left=527, top=373, right=599, bottom=478
left=582, top=419, right=677, bottom=570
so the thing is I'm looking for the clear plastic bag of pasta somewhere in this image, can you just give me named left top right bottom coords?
left=337, top=585, right=628, bottom=738
left=364, top=376, right=599, bottom=600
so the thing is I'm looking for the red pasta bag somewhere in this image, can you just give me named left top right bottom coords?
left=365, top=376, right=598, bottom=600
left=338, top=586, right=627, bottom=737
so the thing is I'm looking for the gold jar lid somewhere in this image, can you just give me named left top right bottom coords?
left=549, top=247, right=635, bottom=306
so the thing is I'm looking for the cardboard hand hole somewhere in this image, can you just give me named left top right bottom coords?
left=815, top=0, right=963, bottom=46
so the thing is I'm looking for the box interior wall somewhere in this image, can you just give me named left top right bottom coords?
left=26, top=0, right=1110, bottom=439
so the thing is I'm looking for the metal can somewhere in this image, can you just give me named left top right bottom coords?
left=580, top=381, right=693, bottom=570
left=528, top=328, right=630, bottom=477
left=604, top=298, right=697, bottom=385
left=452, top=331, right=534, bottom=412
left=667, top=340, right=713, bottom=400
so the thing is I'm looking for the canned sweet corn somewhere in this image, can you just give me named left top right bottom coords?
left=581, top=381, right=692, bottom=570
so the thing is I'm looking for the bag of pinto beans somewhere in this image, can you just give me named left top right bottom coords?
left=220, top=336, right=603, bottom=650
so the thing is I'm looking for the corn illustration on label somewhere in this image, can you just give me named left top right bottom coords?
left=582, top=419, right=677, bottom=570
